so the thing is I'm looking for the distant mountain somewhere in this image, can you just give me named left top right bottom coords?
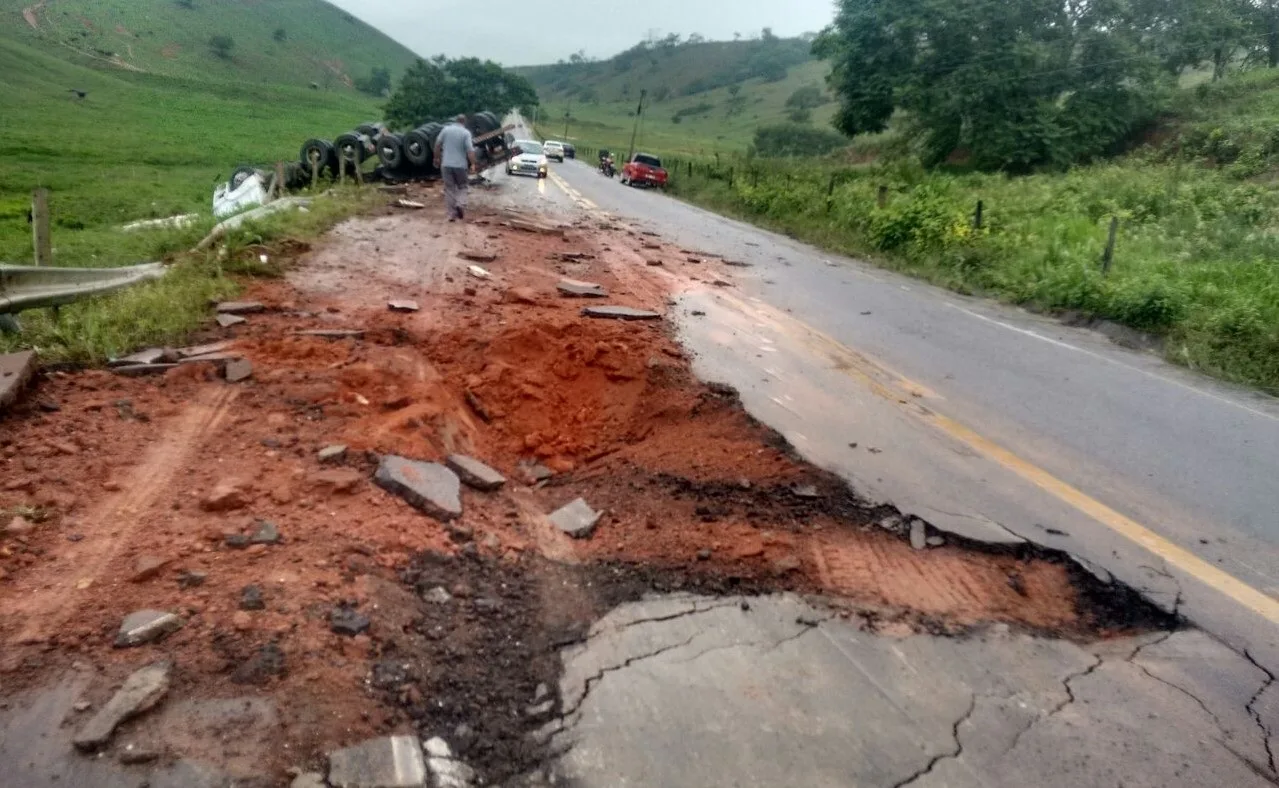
left=0, top=0, right=419, bottom=89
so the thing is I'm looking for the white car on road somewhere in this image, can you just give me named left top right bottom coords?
left=506, top=140, right=548, bottom=179
left=543, top=140, right=566, bottom=162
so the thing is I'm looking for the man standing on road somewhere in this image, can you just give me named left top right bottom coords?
left=434, top=115, right=477, bottom=222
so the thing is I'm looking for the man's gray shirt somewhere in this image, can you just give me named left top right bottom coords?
left=437, top=123, right=475, bottom=169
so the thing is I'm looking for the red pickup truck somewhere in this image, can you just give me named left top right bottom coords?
left=621, top=153, right=668, bottom=189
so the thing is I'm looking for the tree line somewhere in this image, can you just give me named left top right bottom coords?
left=816, top=0, right=1279, bottom=170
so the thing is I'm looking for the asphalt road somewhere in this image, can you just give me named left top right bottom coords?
left=489, top=125, right=1279, bottom=671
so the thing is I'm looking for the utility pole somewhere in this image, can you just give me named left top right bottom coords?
left=564, top=101, right=571, bottom=139
left=627, top=89, right=647, bottom=163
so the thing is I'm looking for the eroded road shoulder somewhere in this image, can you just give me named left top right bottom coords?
left=0, top=186, right=1269, bottom=787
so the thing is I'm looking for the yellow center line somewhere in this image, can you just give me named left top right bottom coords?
left=723, top=289, right=1279, bottom=623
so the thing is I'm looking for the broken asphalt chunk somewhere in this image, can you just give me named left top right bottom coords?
left=114, top=610, right=182, bottom=648
left=72, top=662, right=170, bottom=752
left=557, top=279, right=608, bottom=298
left=318, top=445, right=348, bottom=463
left=293, top=329, right=366, bottom=340
left=374, top=456, right=462, bottom=521
left=582, top=306, right=661, bottom=321
left=330, top=607, right=370, bottom=637
left=445, top=454, right=506, bottom=492
left=459, top=249, right=497, bottom=263
left=388, top=300, right=420, bottom=313
left=327, top=735, right=426, bottom=788
left=216, top=314, right=247, bottom=328
left=112, top=364, right=179, bottom=377
left=224, top=358, right=253, bottom=383
left=215, top=301, right=265, bottom=315
left=549, top=498, right=602, bottom=539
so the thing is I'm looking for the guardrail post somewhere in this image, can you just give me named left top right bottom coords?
left=32, top=188, right=51, bottom=266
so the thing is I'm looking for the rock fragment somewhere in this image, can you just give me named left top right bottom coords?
left=909, top=519, right=928, bottom=551
left=73, top=662, right=171, bottom=751
left=327, top=735, right=426, bottom=788
left=249, top=519, right=282, bottom=545
left=130, top=555, right=170, bottom=583
left=318, top=445, right=348, bottom=463
left=445, top=455, right=506, bottom=492
left=582, top=306, right=661, bottom=321
left=556, top=279, right=608, bottom=298
left=374, top=456, right=462, bottom=521
left=224, top=358, right=254, bottom=383
left=201, top=480, right=248, bottom=512
left=215, top=301, right=265, bottom=315
left=114, top=610, right=182, bottom=648
left=548, top=498, right=602, bottom=539
left=216, top=314, right=247, bottom=328
left=330, top=607, right=370, bottom=637
left=388, top=300, right=420, bottom=313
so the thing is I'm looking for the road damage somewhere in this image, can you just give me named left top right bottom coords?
left=0, top=182, right=1270, bottom=787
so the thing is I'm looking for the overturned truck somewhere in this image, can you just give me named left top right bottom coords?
left=296, top=112, right=511, bottom=185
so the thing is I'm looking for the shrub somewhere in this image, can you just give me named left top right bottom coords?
left=753, top=123, right=849, bottom=157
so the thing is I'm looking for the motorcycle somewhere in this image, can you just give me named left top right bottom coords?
left=598, top=152, right=616, bottom=178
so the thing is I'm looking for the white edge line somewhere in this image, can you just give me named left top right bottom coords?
left=945, top=302, right=1279, bottom=424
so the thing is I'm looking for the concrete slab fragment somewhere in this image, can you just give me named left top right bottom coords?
left=216, top=314, right=247, bottom=328
left=73, top=662, right=170, bottom=751
left=215, top=301, right=265, bottom=315
left=548, top=498, right=601, bottom=539
left=0, top=350, right=36, bottom=412
left=107, top=348, right=171, bottom=367
left=114, top=610, right=182, bottom=647
left=582, top=306, right=661, bottom=321
left=388, top=301, right=420, bottom=313
left=557, top=279, right=608, bottom=298
left=328, top=735, right=427, bottom=788
left=374, top=456, right=462, bottom=521
left=112, top=364, right=179, bottom=377
left=224, top=358, right=253, bottom=383
left=446, top=454, right=506, bottom=492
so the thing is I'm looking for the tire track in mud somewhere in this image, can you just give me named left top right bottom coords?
left=5, top=386, right=238, bottom=652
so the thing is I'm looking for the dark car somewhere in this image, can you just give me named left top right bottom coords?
left=563, top=143, right=576, bottom=159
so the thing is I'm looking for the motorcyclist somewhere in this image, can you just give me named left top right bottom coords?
left=598, top=149, right=615, bottom=177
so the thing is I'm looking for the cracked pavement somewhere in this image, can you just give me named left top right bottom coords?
left=540, top=595, right=1278, bottom=787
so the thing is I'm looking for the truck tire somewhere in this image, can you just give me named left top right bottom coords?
left=299, top=139, right=336, bottom=177
left=334, top=132, right=367, bottom=165
left=402, top=129, right=432, bottom=167
left=229, top=165, right=258, bottom=189
left=377, top=133, right=405, bottom=169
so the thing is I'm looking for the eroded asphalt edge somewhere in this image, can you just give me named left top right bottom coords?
left=496, top=154, right=1279, bottom=786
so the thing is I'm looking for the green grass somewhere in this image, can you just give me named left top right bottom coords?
left=0, top=0, right=418, bottom=88
left=559, top=65, right=1279, bottom=393
left=0, top=24, right=394, bottom=363
left=533, top=60, right=838, bottom=155
left=0, top=34, right=387, bottom=267
left=0, top=186, right=384, bottom=364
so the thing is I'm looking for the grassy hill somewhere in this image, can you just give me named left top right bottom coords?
left=1, top=0, right=418, bottom=89
left=520, top=36, right=838, bottom=155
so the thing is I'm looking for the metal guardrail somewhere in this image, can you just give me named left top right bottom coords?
left=0, top=262, right=167, bottom=314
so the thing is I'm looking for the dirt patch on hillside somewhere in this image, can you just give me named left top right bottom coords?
left=0, top=188, right=1170, bottom=784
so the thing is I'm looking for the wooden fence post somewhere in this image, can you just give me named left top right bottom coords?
left=826, top=173, right=837, bottom=214
left=973, top=200, right=984, bottom=230
left=1101, top=216, right=1119, bottom=275
left=338, top=154, right=347, bottom=185
left=877, top=185, right=888, bottom=209
left=354, top=156, right=363, bottom=186
left=275, top=161, right=285, bottom=198
left=310, top=153, right=319, bottom=190
left=688, top=161, right=693, bottom=178
left=728, top=168, right=734, bottom=187
left=31, top=188, right=51, bottom=266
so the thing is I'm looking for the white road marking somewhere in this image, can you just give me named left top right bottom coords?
left=946, top=303, right=1279, bottom=423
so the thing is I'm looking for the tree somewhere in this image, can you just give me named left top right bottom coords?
left=385, top=56, right=539, bottom=129
left=357, top=66, right=392, bottom=96
left=687, top=33, right=706, bottom=45
left=814, top=0, right=1173, bottom=170
left=273, top=27, right=286, bottom=43
left=653, top=85, right=671, bottom=102
left=788, top=107, right=813, bottom=123
left=753, top=122, right=847, bottom=157
left=786, top=85, right=826, bottom=110
left=208, top=34, right=234, bottom=60
left=176, top=0, right=194, bottom=8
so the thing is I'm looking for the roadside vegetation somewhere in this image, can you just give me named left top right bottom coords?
left=534, top=7, right=1279, bottom=393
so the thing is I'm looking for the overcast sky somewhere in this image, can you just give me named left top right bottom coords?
left=326, top=0, right=837, bottom=66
